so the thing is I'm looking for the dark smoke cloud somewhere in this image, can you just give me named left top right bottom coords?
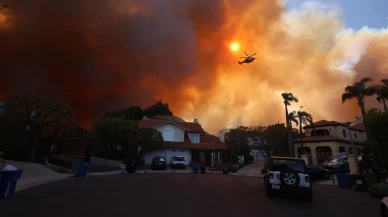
left=1, top=0, right=387, bottom=134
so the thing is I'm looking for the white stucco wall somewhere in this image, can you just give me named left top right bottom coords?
left=144, top=149, right=191, bottom=165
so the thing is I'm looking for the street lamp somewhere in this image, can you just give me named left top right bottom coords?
left=345, top=120, right=359, bottom=174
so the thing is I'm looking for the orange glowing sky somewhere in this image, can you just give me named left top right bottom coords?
left=1, top=0, right=388, bottom=135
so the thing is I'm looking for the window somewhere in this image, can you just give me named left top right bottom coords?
left=174, top=131, right=180, bottom=141
left=162, top=127, right=174, bottom=141
left=354, top=133, right=357, bottom=138
left=188, top=133, right=200, bottom=143
left=342, top=129, right=347, bottom=138
left=311, top=129, right=330, bottom=136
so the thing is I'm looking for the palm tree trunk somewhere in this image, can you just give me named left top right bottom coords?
left=285, top=104, right=294, bottom=157
left=299, top=117, right=304, bottom=156
left=360, top=103, right=379, bottom=168
left=383, top=99, right=388, bottom=112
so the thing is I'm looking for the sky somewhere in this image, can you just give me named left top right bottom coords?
left=0, top=0, right=388, bottom=135
left=285, top=0, right=388, bottom=29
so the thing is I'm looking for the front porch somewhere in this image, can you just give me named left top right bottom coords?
left=190, top=149, right=227, bottom=167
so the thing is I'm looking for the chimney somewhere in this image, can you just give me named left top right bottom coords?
left=193, top=118, right=199, bottom=123
left=219, top=129, right=225, bottom=143
left=143, top=116, right=148, bottom=120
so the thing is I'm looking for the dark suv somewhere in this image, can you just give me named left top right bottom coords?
left=265, top=157, right=312, bottom=201
left=151, top=157, right=167, bottom=170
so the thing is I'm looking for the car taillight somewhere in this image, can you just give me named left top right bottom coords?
left=305, top=176, right=311, bottom=182
left=268, top=173, right=274, bottom=178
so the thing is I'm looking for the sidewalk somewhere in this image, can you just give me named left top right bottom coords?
left=4, top=160, right=126, bottom=192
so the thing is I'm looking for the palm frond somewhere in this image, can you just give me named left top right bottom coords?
left=381, top=79, right=388, bottom=86
left=344, top=85, right=356, bottom=93
left=288, top=111, right=298, bottom=126
left=341, top=93, right=354, bottom=103
left=364, top=85, right=378, bottom=96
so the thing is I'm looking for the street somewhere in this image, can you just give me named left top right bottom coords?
left=0, top=173, right=381, bottom=217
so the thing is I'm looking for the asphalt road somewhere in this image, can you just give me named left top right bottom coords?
left=0, top=174, right=381, bottom=217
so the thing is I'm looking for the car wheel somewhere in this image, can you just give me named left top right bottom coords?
left=304, top=191, right=312, bottom=202
left=280, top=169, right=300, bottom=187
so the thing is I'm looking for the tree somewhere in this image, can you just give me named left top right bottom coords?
left=376, top=79, right=388, bottom=112
left=2, top=91, right=74, bottom=161
left=143, top=101, right=173, bottom=117
left=245, top=126, right=274, bottom=165
left=138, top=127, right=164, bottom=155
left=104, top=105, right=143, bottom=121
left=365, top=109, right=388, bottom=169
left=342, top=77, right=378, bottom=166
left=265, top=123, right=288, bottom=156
left=225, top=126, right=250, bottom=163
left=281, top=93, right=299, bottom=157
left=92, top=117, right=138, bottom=160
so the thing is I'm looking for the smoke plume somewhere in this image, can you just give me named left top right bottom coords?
left=1, top=0, right=387, bottom=134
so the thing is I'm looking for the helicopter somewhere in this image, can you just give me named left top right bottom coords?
left=238, top=51, right=257, bottom=65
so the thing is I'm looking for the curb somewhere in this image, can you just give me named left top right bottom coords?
left=87, top=170, right=126, bottom=176
left=134, top=170, right=223, bottom=174
left=15, top=176, right=71, bottom=192
left=229, top=173, right=264, bottom=177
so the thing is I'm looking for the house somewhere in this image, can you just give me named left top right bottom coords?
left=293, top=119, right=366, bottom=165
left=138, top=117, right=228, bottom=166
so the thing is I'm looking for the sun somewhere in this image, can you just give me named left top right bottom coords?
left=230, top=42, right=239, bottom=51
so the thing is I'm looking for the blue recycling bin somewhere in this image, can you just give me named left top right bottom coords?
left=74, top=163, right=88, bottom=177
left=0, top=169, right=23, bottom=200
left=192, top=163, right=199, bottom=173
left=335, top=173, right=355, bottom=189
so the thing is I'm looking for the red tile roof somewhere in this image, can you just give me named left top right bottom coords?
left=303, top=119, right=365, bottom=132
left=138, top=119, right=204, bottom=133
left=294, top=135, right=363, bottom=145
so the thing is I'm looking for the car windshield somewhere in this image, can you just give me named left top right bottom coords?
left=270, top=159, right=306, bottom=172
left=330, top=157, right=342, bottom=163
left=154, top=158, right=165, bottom=161
left=174, top=157, right=185, bottom=161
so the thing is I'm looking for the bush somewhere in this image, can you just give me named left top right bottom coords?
left=261, top=168, right=268, bottom=174
left=228, top=164, right=240, bottom=173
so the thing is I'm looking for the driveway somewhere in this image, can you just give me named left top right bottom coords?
left=0, top=174, right=380, bottom=217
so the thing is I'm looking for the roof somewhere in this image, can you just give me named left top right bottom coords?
left=138, top=119, right=204, bottom=133
left=303, top=119, right=365, bottom=132
left=163, top=134, right=229, bottom=150
left=294, top=135, right=364, bottom=145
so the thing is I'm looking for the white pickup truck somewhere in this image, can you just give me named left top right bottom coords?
left=170, top=156, right=186, bottom=169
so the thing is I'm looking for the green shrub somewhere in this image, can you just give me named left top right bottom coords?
left=228, top=164, right=240, bottom=173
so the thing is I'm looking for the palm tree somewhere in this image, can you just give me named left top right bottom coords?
left=342, top=77, right=378, bottom=166
left=281, top=93, right=299, bottom=157
left=295, top=111, right=313, bottom=156
left=376, top=79, right=388, bottom=112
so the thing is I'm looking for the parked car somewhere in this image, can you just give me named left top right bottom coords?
left=306, top=164, right=331, bottom=181
left=151, top=157, right=167, bottom=170
left=170, top=156, right=186, bottom=169
left=381, top=197, right=388, bottom=217
left=266, top=156, right=312, bottom=202
left=322, top=156, right=349, bottom=172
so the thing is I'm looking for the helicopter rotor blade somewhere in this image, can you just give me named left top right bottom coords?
left=239, top=57, right=247, bottom=58
left=250, top=53, right=257, bottom=56
left=244, top=51, right=248, bottom=56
